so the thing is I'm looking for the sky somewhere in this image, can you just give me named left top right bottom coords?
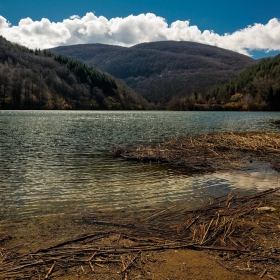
left=0, top=0, right=280, bottom=59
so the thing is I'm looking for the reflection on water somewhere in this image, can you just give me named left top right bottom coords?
left=1, top=110, right=280, bottom=220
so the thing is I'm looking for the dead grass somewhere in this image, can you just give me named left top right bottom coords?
left=111, top=131, right=280, bottom=173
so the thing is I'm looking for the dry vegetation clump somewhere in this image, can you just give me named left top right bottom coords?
left=111, top=131, right=280, bottom=173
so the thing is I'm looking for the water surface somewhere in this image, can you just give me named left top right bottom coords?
left=1, top=110, right=280, bottom=220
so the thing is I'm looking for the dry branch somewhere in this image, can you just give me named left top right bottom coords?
left=44, top=261, right=56, bottom=279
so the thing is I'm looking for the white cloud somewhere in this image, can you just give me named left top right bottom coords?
left=0, top=12, right=280, bottom=56
left=0, top=16, right=10, bottom=29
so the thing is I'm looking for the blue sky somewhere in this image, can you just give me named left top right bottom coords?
left=0, top=0, right=280, bottom=58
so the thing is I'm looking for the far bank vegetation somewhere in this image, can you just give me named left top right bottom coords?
left=168, top=54, right=280, bottom=111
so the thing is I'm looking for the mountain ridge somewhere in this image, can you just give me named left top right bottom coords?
left=51, top=41, right=256, bottom=107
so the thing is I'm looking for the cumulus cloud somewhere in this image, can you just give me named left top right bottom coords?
left=0, top=12, right=280, bottom=56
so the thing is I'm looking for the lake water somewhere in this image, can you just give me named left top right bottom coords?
left=1, top=110, right=280, bottom=220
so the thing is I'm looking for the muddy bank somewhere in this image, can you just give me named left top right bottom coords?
left=1, top=188, right=280, bottom=279
left=111, top=131, right=280, bottom=173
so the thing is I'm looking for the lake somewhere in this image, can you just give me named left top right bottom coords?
left=1, top=110, right=280, bottom=221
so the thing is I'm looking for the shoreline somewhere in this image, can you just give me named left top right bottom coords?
left=1, top=131, right=280, bottom=279
left=0, top=188, right=279, bottom=279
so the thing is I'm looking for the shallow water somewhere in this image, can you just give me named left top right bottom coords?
left=1, top=110, right=280, bottom=220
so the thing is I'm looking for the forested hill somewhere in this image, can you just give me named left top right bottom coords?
left=206, top=54, right=280, bottom=110
left=51, top=41, right=256, bottom=107
left=0, top=36, right=148, bottom=110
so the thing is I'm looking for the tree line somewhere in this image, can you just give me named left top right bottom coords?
left=0, top=36, right=148, bottom=110
left=168, top=54, right=280, bottom=111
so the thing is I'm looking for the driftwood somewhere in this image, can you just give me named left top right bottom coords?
left=110, top=131, right=280, bottom=173
left=0, top=188, right=279, bottom=279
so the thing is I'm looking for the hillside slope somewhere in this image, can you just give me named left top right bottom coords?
left=0, top=36, right=148, bottom=110
left=51, top=41, right=256, bottom=107
left=206, top=53, right=280, bottom=110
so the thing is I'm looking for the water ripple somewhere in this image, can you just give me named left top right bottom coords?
left=1, top=110, right=280, bottom=219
